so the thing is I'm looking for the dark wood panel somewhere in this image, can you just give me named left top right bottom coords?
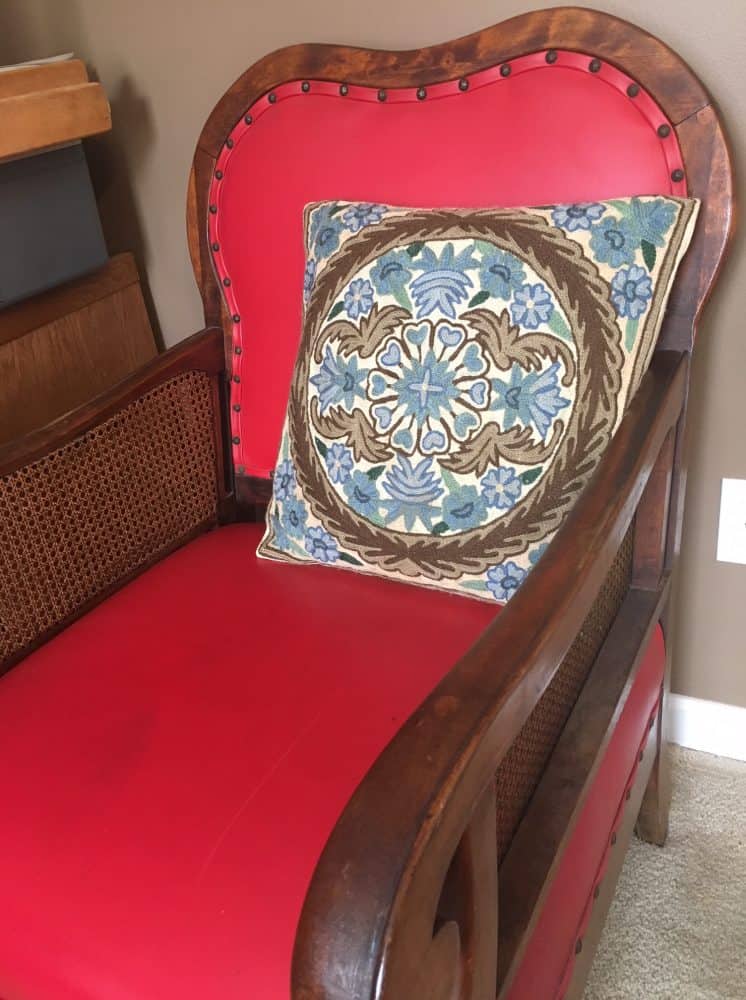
left=0, top=253, right=156, bottom=444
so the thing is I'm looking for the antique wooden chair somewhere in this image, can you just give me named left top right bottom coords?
left=0, top=8, right=734, bottom=999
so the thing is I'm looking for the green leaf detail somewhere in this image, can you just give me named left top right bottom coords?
left=625, top=317, right=639, bottom=351
left=314, top=437, right=329, bottom=459
left=547, top=311, right=572, bottom=342
left=641, top=239, right=657, bottom=271
left=609, top=199, right=634, bottom=218
left=440, top=469, right=459, bottom=492
left=327, top=203, right=343, bottom=217
left=339, top=552, right=363, bottom=566
left=367, top=465, right=385, bottom=480
left=461, top=580, right=490, bottom=592
left=468, top=290, right=490, bottom=308
left=432, top=522, right=450, bottom=535
left=328, top=301, right=345, bottom=320
left=392, top=286, right=414, bottom=311
left=406, top=241, right=424, bottom=258
left=520, top=467, right=542, bottom=485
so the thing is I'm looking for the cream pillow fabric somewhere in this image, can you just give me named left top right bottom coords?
left=258, top=197, right=698, bottom=602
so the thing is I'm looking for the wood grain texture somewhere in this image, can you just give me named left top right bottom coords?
left=0, top=58, right=88, bottom=101
left=0, top=254, right=157, bottom=444
left=0, top=326, right=224, bottom=476
left=0, top=81, right=111, bottom=161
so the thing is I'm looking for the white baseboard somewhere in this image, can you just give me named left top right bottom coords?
left=668, top=693, right=746, bottom=762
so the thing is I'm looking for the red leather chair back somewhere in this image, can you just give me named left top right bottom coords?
left=197, top=45, right=696, bottom=482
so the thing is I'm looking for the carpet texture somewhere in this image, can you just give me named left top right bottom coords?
left=584, top=745, right=746, bottom=999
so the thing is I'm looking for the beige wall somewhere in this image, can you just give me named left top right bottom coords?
left=2, top=0, right=744, bottom=705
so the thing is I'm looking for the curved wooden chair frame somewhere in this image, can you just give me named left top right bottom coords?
left=183, top=8, right=733, bottom=999
left=0, top=8, right=733, bottom=1000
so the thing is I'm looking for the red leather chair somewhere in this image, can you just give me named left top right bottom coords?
left=0, top=8, right=734, bottom=999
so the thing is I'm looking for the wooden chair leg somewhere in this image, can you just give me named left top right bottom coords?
left=635, top=699, right=671, bottom=846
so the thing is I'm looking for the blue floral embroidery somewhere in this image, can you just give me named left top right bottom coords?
left=551, top=202, right=605, bottom=232
left=343, top=470, right=380, bottom=518
left=325, top=442, right=354, bottom=484
left=309, top=205, right=343, bottom=260
left=486, top=562, right=527, bottom=601
left=281, top=497, right=308, bottom=539
left=310, top=346, right=367, bottom=413
left=380, top=455, right=444, bottom=531
left=342, top=202, right=386, bottom=233
left=479, top=250, right=526, bottom=299
left=627, top=198, right=676, bottom=247
left=510, top=283, right=554, bottom=330
left=274, top=459, right=296, bottom=500
left=442, top=485, right=487, bottom=529
left=410, top=243, right=479, bottom=318
left=491, top=362, right=570, bottom=438
left=610, top=265, right=653, bottom=319
left=271, top=513, right=290, bottom=550
left=304, top=525, right=339, bottom=563
left=529, top=542, right=549, bottom=566
left=589, top=216, right=637, bottom=267
left=303, top=259, right=316, bottom=302
left=367, top=321, right=490, bottom=456
left=344, top=278, right=374, bottom=319
left=480, top=466, right=523, bottom=510
left=370, top=251, right=413, bottom=300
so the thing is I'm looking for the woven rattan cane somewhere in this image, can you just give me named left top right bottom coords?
left=0, top=371, right=218, bottom=667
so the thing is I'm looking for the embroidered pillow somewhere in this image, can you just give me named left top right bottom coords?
left=257, top=197, right=699, bottom=602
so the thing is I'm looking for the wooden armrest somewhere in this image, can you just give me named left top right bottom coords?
left=293, top=350, right=688, bottom=999
left=0, top=327, right=225, bottom=477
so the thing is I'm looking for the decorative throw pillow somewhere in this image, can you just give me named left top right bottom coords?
left=257, top=197, right=699, bottom=602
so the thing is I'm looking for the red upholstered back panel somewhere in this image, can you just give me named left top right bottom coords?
left=208, top=51, right=685, bottom=479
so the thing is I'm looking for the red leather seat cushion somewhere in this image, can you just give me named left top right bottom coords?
left=0, top=524, right=496, bottom=1000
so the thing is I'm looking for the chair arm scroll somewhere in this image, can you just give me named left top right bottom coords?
left=292, top=350, right=689, bottom=1000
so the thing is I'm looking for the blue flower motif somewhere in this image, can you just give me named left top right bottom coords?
left=381, top=455, right=444, bottom=531
left=310, top=346, right=367, bottom=413
left=309, top=204, right=343, bottom=260
left=442, top=485, right=487, bottom=530
left=410, top=243, right=479, bottom=319
left=627, top=198, right=676, bottom=248
left=370, top=251, right=413, bottom=299
left=551, top=202, right=606, bottom=232
left=274, top=459, right=296, bottom=500
left=342, top=202, right=386, bottom=233
left=393, top=351, right=459, bottom=426
left=344, top=278, right=374, bottom=319
left=529, top=543, right=549, bottom=566
left=303, top=259, right=316, bottom=302
left=343, top=470, right=380, bottom=519
left=510, top=283, right=554, bottom=330
left=304, top=525, right=339, bottom=563
left=479, top=250, right=526, bottom=299
left=589, top=216, right=637, bottom=267
left=325, top=442, right=354, bottom=483
left=271, top=512, right=290, bottom=550
left=481, top=466, right=523, bottom=510
left=491, top=362, right=570, bottom=438
left=486, top=561, right=527, bottom=602
left=610, top=265, right=653, bottom=319
left=280, top=497, right=308, bottom=539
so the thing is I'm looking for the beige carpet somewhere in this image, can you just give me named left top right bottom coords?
left=584, top=746, right=746, bottom=1000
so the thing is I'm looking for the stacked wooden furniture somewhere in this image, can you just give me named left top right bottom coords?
left=0, top=57, right=156, bottom=441
left=0, top=9, right=735, bottom=999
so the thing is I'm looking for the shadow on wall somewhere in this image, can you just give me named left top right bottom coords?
left=0, top=0, right=163, bottom=347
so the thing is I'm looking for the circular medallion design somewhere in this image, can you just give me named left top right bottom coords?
left=290, top=210, right=624, bottom=579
